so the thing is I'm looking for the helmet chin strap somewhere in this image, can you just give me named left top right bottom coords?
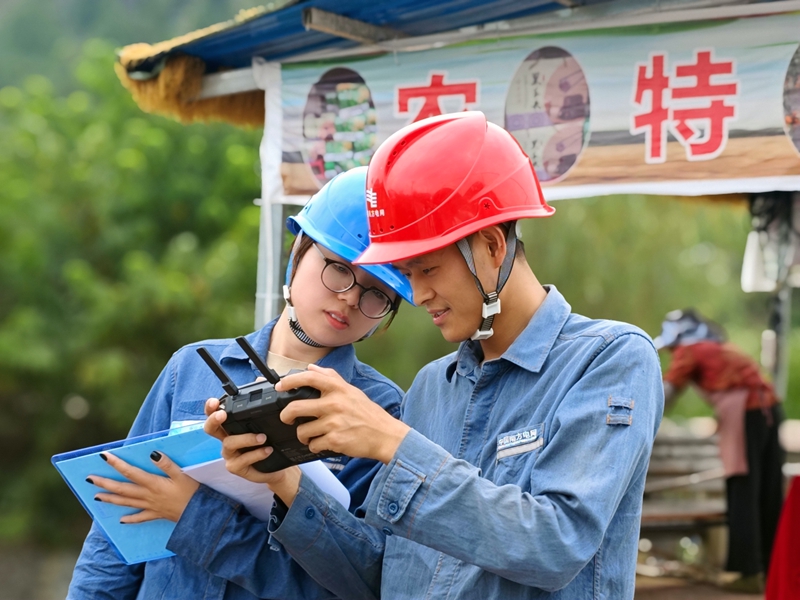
left=455, top=223, right=517, bottom=341
left=361, top=323, right=380, bottom=340
left=283, top=285, right=326, bottom=348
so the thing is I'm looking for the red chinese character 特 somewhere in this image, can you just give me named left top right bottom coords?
left=631, top=49, right=738, bottom=162
left=631, top=53, right=671, bottom=163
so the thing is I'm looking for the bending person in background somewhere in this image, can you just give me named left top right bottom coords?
left=655, top=308, right=785, bottom=593
left=208, top=112, right=664, bottom=600
left=67, top=167, right=414, bottom=600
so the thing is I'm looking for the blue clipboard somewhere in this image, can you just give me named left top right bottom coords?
left=52, top=424, right=222, bottom=565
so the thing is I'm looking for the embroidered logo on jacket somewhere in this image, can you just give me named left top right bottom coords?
left=497, top=428, right=544, bottom=460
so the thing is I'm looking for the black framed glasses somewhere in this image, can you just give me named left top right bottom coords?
left=313, top=244, right=396, bottom=319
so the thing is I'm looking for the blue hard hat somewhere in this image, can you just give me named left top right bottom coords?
left=285, top=167, right=414, bottom=305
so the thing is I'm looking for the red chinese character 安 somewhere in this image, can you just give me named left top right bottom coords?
left=397, top=73, right=478, bottom=123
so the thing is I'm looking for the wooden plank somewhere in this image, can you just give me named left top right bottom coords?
left=645, top=469, right=726, bottom=494
left=644, top=477, right=725, bottom=494
left=641, top=499, right=726, bottom=525
left=646, top=458, right=723, bottom=476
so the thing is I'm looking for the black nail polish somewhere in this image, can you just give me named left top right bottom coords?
left=94, top=497, right=102, bottom=502
left=99, top=453, right=108, bottom=462
left=150, top=450, right=162, bottom=462
left=86, top=477, right=94, bottom=485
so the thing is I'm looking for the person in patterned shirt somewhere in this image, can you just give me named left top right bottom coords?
left=655, top=309, right=785, bottom=593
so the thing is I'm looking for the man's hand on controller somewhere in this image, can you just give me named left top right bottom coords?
left=276, top=364, right=411, bottom=465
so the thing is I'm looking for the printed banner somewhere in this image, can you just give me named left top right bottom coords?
left=280, top=12, right=800, bottom=200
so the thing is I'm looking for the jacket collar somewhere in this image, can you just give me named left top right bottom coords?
left=447, top=285, right=571, bottom=382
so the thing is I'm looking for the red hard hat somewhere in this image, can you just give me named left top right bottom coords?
left=355, top=111, right=554, bottom=265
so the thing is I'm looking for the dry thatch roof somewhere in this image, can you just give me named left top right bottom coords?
left=115, top=7, right=274, bottom=128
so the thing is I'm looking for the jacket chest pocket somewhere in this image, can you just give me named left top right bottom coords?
left=172, top=399, right=208, bottom=424
left=492, top=423, right=545, bottom=484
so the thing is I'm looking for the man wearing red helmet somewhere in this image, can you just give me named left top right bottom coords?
left=209, top=112, right=664, bottom=599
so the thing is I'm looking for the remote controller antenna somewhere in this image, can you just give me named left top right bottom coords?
left=196, top=348, right=239, bottom=396
left=235, top=337, right=281, bottom=384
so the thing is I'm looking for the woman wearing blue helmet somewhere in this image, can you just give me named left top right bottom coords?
left=282, top=166, right=413, bottom=350
left=68, top=167, right=413, bottom=600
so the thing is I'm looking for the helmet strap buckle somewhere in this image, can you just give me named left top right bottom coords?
left=471, top=328, right=495, bottom=341
left=283, top=285, right=297, bottom=322
left=457, top=227, right=517, bottom=343
left=482, top=297, right=501, bottom=319
left=471, top=292, right=499, bottom=340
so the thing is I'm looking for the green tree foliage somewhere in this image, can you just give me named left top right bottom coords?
left=0, top=0, right=284, bottom=91
left=0, top=40, right=262, bottom=546
left=523, top=196, right=756, bottom=331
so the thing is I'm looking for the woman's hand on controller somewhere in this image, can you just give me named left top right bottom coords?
left=220, top=432, right=302, bottom=506
left=203, top=376, right=267, bottom=441
left=203, top=397, right=228, bottom=441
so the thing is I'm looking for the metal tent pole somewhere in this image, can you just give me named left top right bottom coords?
left=771, top=193, right=794, bottom=401
left=751, top=191, right=795, bottom=400
left=253, top=60, right=284, bottom=329
left=772, top=284, right=792, bottom=401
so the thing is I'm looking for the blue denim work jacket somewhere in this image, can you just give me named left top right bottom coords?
left=67, top=319, right=403, bottom=600
left=271, top=287, right=664, bottom=600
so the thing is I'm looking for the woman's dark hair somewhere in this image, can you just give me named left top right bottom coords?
left=287, top=233, right=399, bottom=336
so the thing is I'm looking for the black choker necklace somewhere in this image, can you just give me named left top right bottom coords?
left=288, top=318, right=325, bottom=348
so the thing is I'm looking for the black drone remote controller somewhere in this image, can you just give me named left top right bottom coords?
left=196, top=336, right=340, bottom=472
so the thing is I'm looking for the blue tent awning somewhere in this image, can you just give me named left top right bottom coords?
left=141, top=0, right=611, bottom=72
left=115, top=0, right=790, bottom=127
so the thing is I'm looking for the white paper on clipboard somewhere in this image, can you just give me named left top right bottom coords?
left=183, top=459, right=350, bottom=521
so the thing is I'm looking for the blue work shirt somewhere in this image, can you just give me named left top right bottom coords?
left=67, top=319, right=403, bottom=600
left=271, top=287, right=664, bottom=599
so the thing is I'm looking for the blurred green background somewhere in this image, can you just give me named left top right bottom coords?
left=0, top=0, right=797, bottom=554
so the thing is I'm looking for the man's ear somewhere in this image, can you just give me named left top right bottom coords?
left=475, top=226, right=508, bottom=268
